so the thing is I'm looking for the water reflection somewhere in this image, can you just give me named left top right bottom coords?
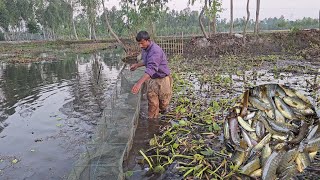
left=0, top=50, right=124, bottom=179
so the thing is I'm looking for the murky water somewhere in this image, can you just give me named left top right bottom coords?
left=0, top=50, right=124, bottom=180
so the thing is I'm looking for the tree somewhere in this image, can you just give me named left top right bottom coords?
left=27, top=20, right=40, bottom=33
left=190, top=0, right=222, bottom=37
left=120, top=0, right=168, bottom=38
left=229, top=0, right=233, bottom=35
left=80, top=0, right=100, bottom=39
left=64, top=0, right=79, bottom=40
left=101, top=0, right=126, bottom=51
left=0, top=0, right=10, bottom=31
left=254, top=0, right=260, bottom=35
left=199, top=0, right=209, bottom=38
left=243, top=0, right=250, bottom=43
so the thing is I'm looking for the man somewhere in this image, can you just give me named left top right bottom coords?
left=130, top=31, right=172, bottom=119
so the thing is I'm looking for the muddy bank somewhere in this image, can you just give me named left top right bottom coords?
left=0, top=40, right=123, bottom=63
left=185, top=29, right=320, bottom=59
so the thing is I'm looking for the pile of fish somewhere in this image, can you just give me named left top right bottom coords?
left=224, top=84, right=319, bottom=179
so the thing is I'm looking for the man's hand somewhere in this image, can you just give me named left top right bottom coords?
left=131, top=82, right=142, bottom=94
left=130, top=63, right=139, bottom=71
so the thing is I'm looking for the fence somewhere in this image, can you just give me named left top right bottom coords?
left=124, top=33, right=184, bottom=58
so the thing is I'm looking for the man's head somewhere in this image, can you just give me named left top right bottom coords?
left=136, top=31, right=151, bottom=49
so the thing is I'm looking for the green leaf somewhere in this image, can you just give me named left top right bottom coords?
left=180, top=107, right=186, bottom=113
left=213, top=122, right=221, bottom=131
left=56, top=124, right=63, bottom=127
left=154, top=165, right=165, bottom=174
left=172, top=143, right=179, bottom=149
left=12, top=159, right=18, bottom=164
left=179, top=120, right=187, bottom=126
left=125, top=171, right=133, bottom=177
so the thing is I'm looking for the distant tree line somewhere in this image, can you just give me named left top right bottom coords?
left=0, top=0, right=318, bottom=41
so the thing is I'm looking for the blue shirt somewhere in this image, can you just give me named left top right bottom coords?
left=142, top=42, right=170, bottom=79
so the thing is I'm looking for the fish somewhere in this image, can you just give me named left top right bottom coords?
left=288, top=121, right=309, bottom=144
left=305, top=136, right=320, bottom=152
left=232, top=150, right=247, bottom=168
left=274, top=142, right=287, bottom=150
left=277, top=148, right=299, bottom=173
left=293, top=107, right=315, bottom=116
left=253, top=133, right=272, bottom=152
left=244, top=112, right=256, bottom=121
left=264, top=115, right=298, bottom=133
left=275, top=84, right=286, bottom=98
left=238, top=116, right=255, bottom=132
left=296, top=152, right=311, bottom=172
left=261, top=143, right=272, bottom=166
left=249, top=132, right=259, bottom=142
left=309, top=151, right=318, bottom=161
left=250, top=169, right=262, bottom=178
left=274, top=96, right=295, bottom=120
left=265, top=109, right=275, bottom=119
left=283, top=96, right=310, bottom=110
left=240, top=90, right=249, bottom=117
left=294, top=90, right=312, bottom=105
left=262, top=151, right=285, bottom=180
left=224, top=120, right=230, bottom=140
left=249, top=96, right=272, bottom=111
left=266, top=84, right=277, bottom=97
left=278, top=163, right=298, bottom=180
left=256, top=121, right=266, bottom=139
left=274, top=109, right=286, bottom=123
left=307, top=125, right=319, bottom=140
left=241, top=157, right=261, bottom=175
left=257, top=114, right=286, bottom=136
left=272, top=134, right=287, bottom=141
left=279, top=84, right=296, bottom=97
left=229, top=116, right=240, bottom=146
left=241, top=128, right=253, bottom=148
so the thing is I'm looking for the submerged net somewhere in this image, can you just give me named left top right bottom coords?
left=68, top=65, right=144, bottom=180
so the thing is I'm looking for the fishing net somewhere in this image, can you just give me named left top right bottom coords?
left=68, top=67, right=144, bottom=180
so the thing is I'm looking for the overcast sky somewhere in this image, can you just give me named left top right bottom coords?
left=105, top=0, right=320, bottom=20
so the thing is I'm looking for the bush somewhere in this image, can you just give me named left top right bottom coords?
left=0, top=32, right=4, bottom=41
left=27, top=21, right=40, bottom=34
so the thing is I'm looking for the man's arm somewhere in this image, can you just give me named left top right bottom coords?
left=131, top=73, right=151, bottom=94
left=130, top=62, right=145, bottom=71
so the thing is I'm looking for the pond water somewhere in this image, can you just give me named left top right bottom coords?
left=0, top=50, right=124, bottom=180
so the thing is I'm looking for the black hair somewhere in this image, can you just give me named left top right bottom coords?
left=136, top=31, right=150, bottom=42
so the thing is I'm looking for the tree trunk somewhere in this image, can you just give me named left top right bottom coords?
left=229, top=0, right=234, bottom=35
left=70, top=1, right=78, bottom=40
left=102, top=0, right=126, bottom=52
left=243, top=0, right=250, bottom=44
left=254, top=0, right=260, bottom=35
left=92, top=21, right=97, bottom=40
left=199, top=0, right=209, bottom=39
left=152, top=22, right=156, bottom=38
left=88, top=19, right=91, bottom=39
left=211, top=0, right=217, bottom=36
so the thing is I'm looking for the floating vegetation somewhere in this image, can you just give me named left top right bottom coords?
left=133, top=52, right=320, bottom=179
left=226, top=84, right=319, bottom=179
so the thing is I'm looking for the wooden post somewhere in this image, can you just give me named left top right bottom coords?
left=182, top=32, right=184, bottom=54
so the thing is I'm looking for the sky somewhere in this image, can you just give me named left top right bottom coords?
left=105, top=0, right=320, bottom=20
